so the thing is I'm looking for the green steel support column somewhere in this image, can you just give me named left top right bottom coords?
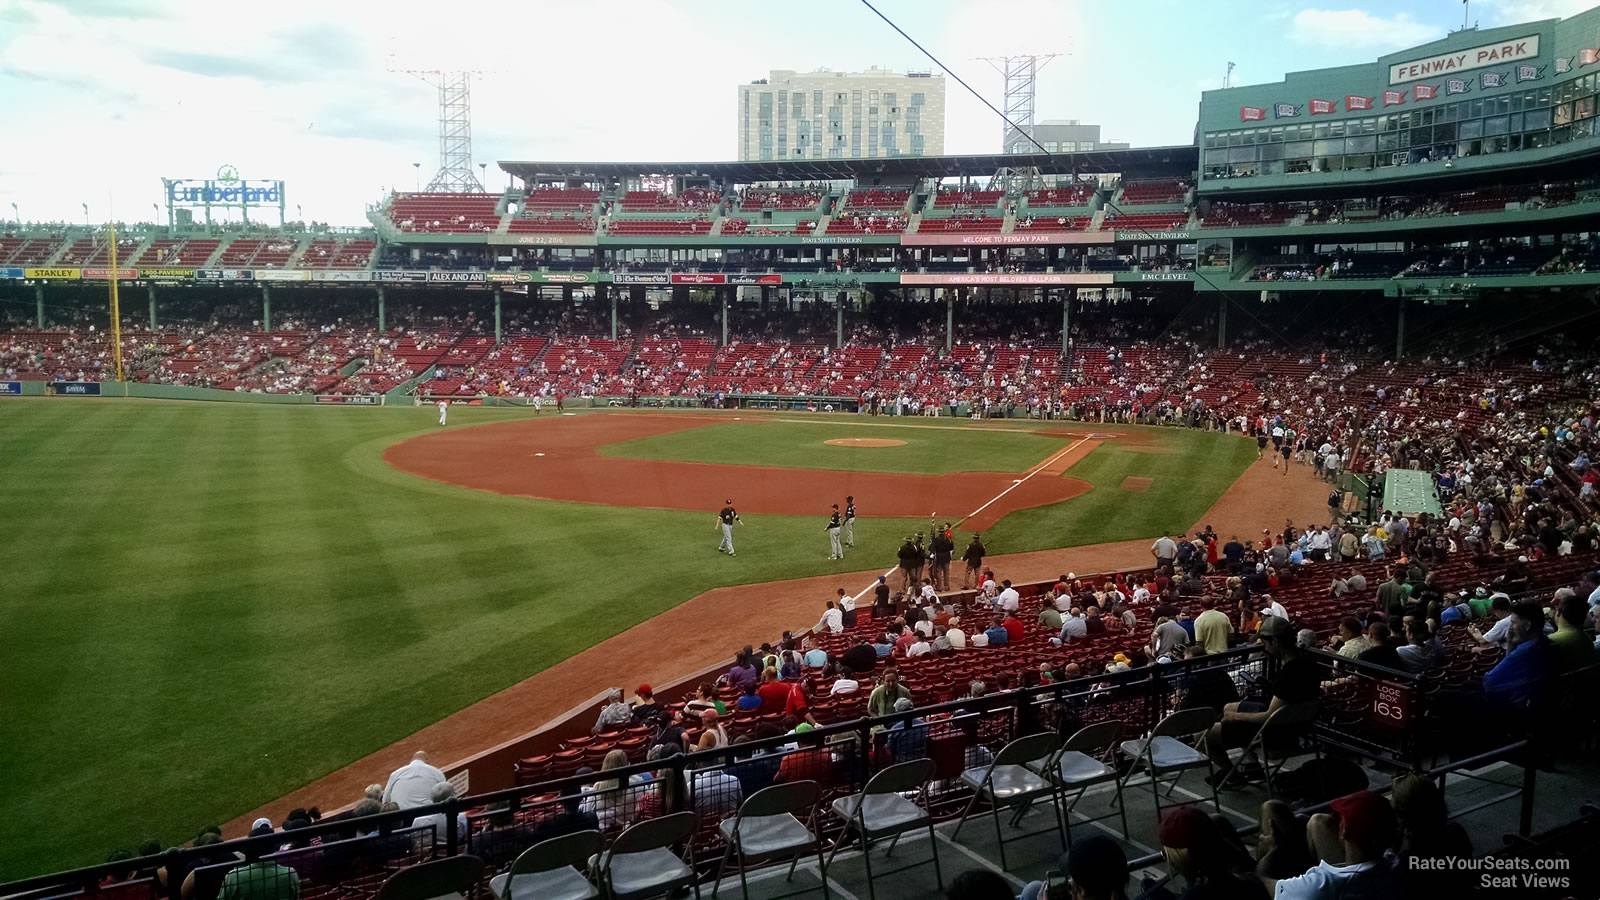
left=1396, top=299, right=1406, bottom=359
left=836, top=296, right=844, bottom=349
left=946, top=290, right=954, bottom=352
left=1061, top=290, right=1071, bottom=356
left=610, top=288, right=618, bottom=342
left=262, top=286, right=271, bottom=332
left=148, top=285, right=157, bottom=329
left=36, top=284, right=45, bottom=327
left=377, top=286, right=386, bottom=332
left=493, top=287, right=503, bottom=344
left=721, top=289, right=729, bottom=347
left=1217, top=295, right=1228, bottom=349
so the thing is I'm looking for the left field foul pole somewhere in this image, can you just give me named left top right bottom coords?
left=108, top=223, right=124, bottom=381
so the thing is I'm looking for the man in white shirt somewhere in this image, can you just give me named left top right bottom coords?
left=1259, top=594, right=1288, bottom=621
left=945, top=618, right=967, bottom=649
left=382, top=751, right=447, bottom=810
left=996, top=580, right=1020, bottom=612
left=815, top=600, right=843, bottom=635
left=1270, top=790, right=1398, bottom=898
left=1470, top=595, right=1514, bottom=649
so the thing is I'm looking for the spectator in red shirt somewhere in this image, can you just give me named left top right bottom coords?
left=1002, top=612, right=1025, bottom=643
left=775, top=729, right=834, bottom=786
left=755, top=667, right=791, bottom=713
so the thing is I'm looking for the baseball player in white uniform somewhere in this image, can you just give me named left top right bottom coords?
left=532, top=394, right=543, bottom=415
left=437, top=400, right=448, bottom=425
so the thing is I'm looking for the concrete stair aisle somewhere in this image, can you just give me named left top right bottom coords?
left=282, top=235, right=317, bottom=268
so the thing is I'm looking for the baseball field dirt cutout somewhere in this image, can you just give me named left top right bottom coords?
left=824, top=437, right=907, bottom=447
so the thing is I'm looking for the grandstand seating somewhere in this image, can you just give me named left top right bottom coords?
left=825, top=214, right=907, bottom=235
left=619, top=188, right=721, bottom=211
left=506, top=217, right=596, bottom=235
left=1118, top=179, right=1186, bottom=205
left=931, top=189, right=1003, bottom=209
left=607, top=219, right=713, bottom=236
left=916, top=217, right=1004, bottom=233
left=1015, top=215, right=1091, bottom=231
left=1025, top=184, right=1096, bottom=208
left=1201, top=203, right=1293, bottom=228
left=298, top=238, right=377, bottom=268
left=842, top=189, right=910, bottom=211
left=522, top=187, right=601, bottom=212
left=388, top=193, right=501, bottom=233
left=1101, top=212, right=1188, bottom=232
left=738, top=188, right=821, bottom=212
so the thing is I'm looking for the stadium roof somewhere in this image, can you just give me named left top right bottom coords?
left=499, top=146, right=1198, bottom=183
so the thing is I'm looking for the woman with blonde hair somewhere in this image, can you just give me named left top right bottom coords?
left=580, top=749, right=642, bottom=830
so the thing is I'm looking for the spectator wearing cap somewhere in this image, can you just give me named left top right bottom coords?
left=1204, top=616, right=1321, bottom=784
left=630, top=685, right=669, bottom=729
left=883, top=696, right=924, bottom=761
left=591, top=689, right=634, bottom=735
left=1258, top=594, right=1288, bottom=622
left=1158, top=805, right=1267, bottom=899
left=381, top=751, right=446, bottom=810
left=1018, top=836, right=1130, bottom=900
left=872, top=575, right=893, bottom=618
left=946, top=617, right=967, bottom=649
left=1270, top=790, right=1398, bottom=897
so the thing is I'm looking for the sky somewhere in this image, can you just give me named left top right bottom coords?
left=0, top=0, right=1594, bottom=225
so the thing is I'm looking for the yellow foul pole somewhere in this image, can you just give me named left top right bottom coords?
left=108, top=223, right=124, bottom=381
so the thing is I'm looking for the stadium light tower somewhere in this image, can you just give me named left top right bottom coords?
left=395, top=69, right=487, bottom=193
left=977, top=53, right=1060, bottom=194
left=978, top=54, right=1060, bottom=154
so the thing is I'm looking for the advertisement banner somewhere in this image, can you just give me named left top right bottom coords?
left=195, top=269, right=255, bottom=281
left=614, top=273, right=670, bottom=285
left=1131, top=271, right=1195, bottom=282
left=373, top=270, right=427, bottom=283
left=255, top=269, right=310, bottom=282
left=670, top=273, right=726, bottom=285
left=0, top=381, right=21, bottom=395
left=486, top=272, right=532, bottom=283
left=799, top=236, right=862, bottom=245
left=539, top=272, right=595, bottom=284
left=25, top=267, right=81, bottom=279
left=1115, top=230, right=1191, bottom=241
left=902, top=231, right=1112, bottom=247
left=899, top=273, right=1115, bottom=287
left=728, top=273, right=783, bottom=285
left=139, top=268, right=194, bottom=279
left=487, top=233, right=598, bottom=247
left=81, top=268, right=140, bottom=280
left=45, top=381, right=102, bottom=396
left=310, top=270, right=372, bottom=282
left=2, top=268, right=23, bottom=279
left=426, top=271, right=486, bottom=283
left=314, top=394, right=380, bottom=405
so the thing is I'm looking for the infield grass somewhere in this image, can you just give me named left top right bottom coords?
left=981, top=428, right=1258, bottom=554
left=0, top=403, right=1248, bottom=878
left=596, top=419, right=1071, bottom=474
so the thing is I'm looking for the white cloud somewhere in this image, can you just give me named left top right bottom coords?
left=1290, top=9, right=1443, bottom=51
left=1482, top=0, right=1598, bottom=25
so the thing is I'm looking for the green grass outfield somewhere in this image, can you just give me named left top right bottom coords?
left=0, top=401, right=1249, bottom=877
left=597, top=419, right=1070, bottom=474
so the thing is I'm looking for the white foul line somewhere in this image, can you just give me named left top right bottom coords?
left=962, top=435, right=1092, bottom=522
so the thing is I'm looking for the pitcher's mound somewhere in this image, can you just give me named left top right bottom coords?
left=825, top=438, right=907, bottom=448
left=1121, top=476, right=1153, bottom=492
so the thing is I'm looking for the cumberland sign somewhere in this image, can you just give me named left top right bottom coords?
left=1389, top=35, right=1539, bottom=85
left=165, top=165, right=283, bottom=206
